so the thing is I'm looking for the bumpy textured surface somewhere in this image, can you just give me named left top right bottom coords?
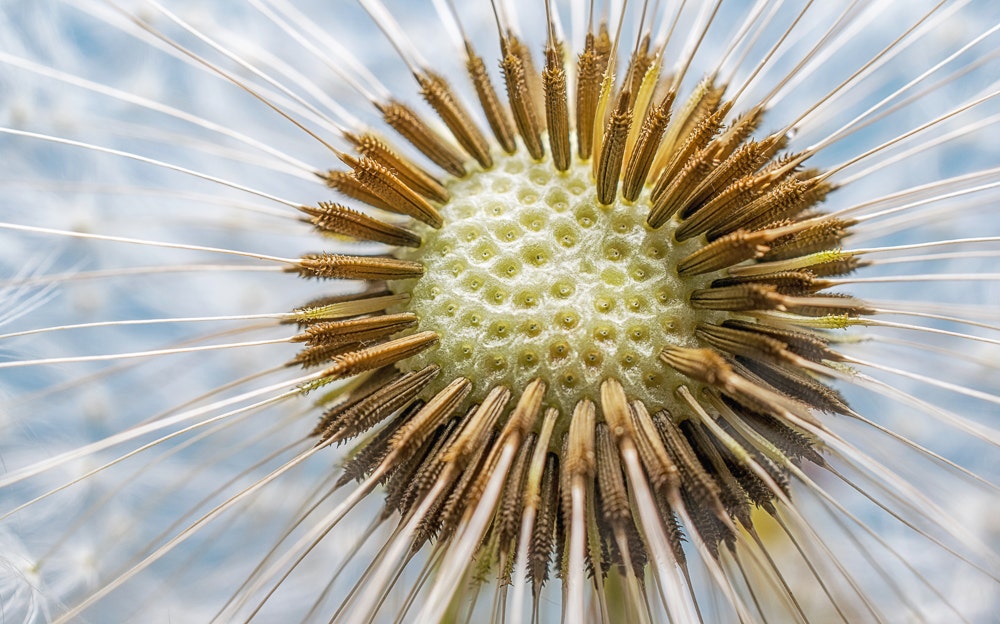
left=395, top=150, right=714, bottom=411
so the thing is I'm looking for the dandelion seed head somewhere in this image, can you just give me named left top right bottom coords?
left=1, top=0, right=999, bottom=622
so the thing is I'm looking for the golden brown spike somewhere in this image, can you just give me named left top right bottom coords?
left=674, top=80, right=727, bottom=156
left=465, top=44, right=517, bottom=154
left=707, top=105, right=766, bottom=162
left=689, top=283, right=785, bottom=312
left=574, top=33, right=604, bottom=160
left=660, top=346, right=734, bottom=388
left=650, top=411, right=729, bottom=523
left=442, top=386, right=512, bottom=466
left=310, top=366, right=399, bottom=434
left=321, top=169, right=395, bottom=213
left=599, top=378, right=633, bottom=444
left=352, top=157, right=444, bottom=228
left=626, top=401, right=680, bottom=495
left=676, top=230, right=773, bottom=276
left=291, top=292, right=408, bottom=325
left=565, top=399, right=596, bottom=479
left=528, top=453, right=560, bottom=591
left=680, top=138, right=773, bottom=218
left=762, top=218, right=855, bottom=261
left=595, top=423, right=630, bottom=526
left=388, top=376, right=472, bottom=457
left=502, top=378, right=547, bottom=442
left=776, top=293, right=874, bottom=318
left=317, top=331, right=439, bottom=383
left=721, top=319, right=837, bottom=363
left=346, top=132, right=449, bottom=203
left=294, top=313, right=418, bottom=348
left=543, top=41, right=572, bottom=172
left=711, top=271, right=826, bottom=296
left=292, top=253, right=424, bottom=281
left=336, top=401, right=423, bottom=487
left=377, top=100, right=467, bottom=177
left=595, top=91, right=633, bottom=205
left=317, top=365, right=440, bottom=444
left=508, top=32, right=546, bottom=132
left=289, top=342, right=360, bottom=369
left=502, top=49, right=545, bottom=160
left=647, top=146, right=716, bottom=228
left=695, top=323, right=795, bottom=364
left=737, top=357, right=851, bottom=415
left=705, top=177, right=816, bottom=240
left=430, top=433, right=494, bottom=542
left=300, top=202, right=421, bottom=248
left=417, top=70, right=493, bottom=169
left=622, top=92, right=674, bottom=202
left=651, top=101, right=733, bottom=203
left=496, top=433, right=536, bottom=553
left=674, top=174, right=763, bottom=241
left=390, top=418, right=460, bottom=516
left=624, top=33, right=653, bottom=107
left=672, top=415, right=753, bottom=527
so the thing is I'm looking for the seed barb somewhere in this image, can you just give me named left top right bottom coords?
left=676, top=229, right=773, bottom=276
left=322, top=169, right=395, bottom=214
left=290, top=292, right=409, bottom=325
left=315, top=364, right=440, bottom=444
left=388, top=376, right=472, bottom=457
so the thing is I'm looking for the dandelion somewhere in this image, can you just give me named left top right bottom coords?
left=1, top=0, right=998, bottom=621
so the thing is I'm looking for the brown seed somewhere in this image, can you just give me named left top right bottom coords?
left=543, top=41, right=572, bottom=172
left=417, top=70, right=493, bottom=169
left=300, top=202, right=421, bottom=247
left=292, top=254, right=424, bottom=281
left=465, top=44, right=517, bottom=154
left=502, top=50, right=545, bottom=160
left=377, top=100, right=467, bottom=177
left=352, top=157, right=444, bottom=228
left=596, top=90, right=633, bottom=205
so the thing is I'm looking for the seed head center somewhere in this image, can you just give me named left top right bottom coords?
left=394, top=150, right=709, bottom=411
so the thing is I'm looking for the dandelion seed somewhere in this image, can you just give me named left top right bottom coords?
left=1, top=0, right=999, bottom=622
